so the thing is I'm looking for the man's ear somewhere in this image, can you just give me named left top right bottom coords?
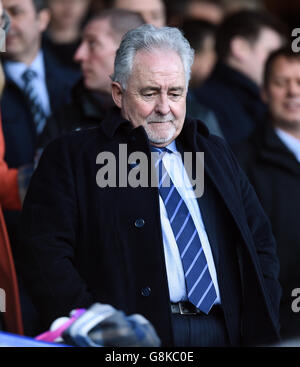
left=230, top=36, right=250, bottom=62
left=111, top=81, right=123, bottom=109
left=37, top=9, right=51, bottom=33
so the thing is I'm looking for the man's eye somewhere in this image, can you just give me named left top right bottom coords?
left=170, top=93, right=181, bottom=99
left=86, top=39, right=98, bottom=49
left=272, top=80, right=286, bottom=87
left=10, top=8, right=23, bottom=16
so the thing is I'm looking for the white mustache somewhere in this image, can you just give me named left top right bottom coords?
left=146, top=112, right=175, bottom=123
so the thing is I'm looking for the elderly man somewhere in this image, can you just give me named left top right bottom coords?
left=18, top=25, right=281, bottom=347
left=234, top=47, right=300, bottom=342
left=39, top=3, right=222, bottom=148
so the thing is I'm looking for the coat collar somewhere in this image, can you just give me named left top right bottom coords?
left=99, top=106, right=130, bottom=139
left=71, top=79, right=114, bottom=121
left=99, top=106, right=210, bottom=144
left=212, top=62, right=261, bottom=100
left=250, top=124, right=300, bottom=176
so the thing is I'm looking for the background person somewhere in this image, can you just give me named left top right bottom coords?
left=1, top=0, right=79, bottom=171
left=193, top=9, right=285, bottom=144
left=43, top=0, right=91, bottom=72
left=106, top=0, right=166, bottom=27
left=0, top=1, right=23, bottom=335
left=164, top=0, right=224, bottom=28
left=181, top=18, right=223, bottom=138
left=39, top=9, right=145, bottom=147
left=181, top=19, right=217, bottom=88
left=233, top=47, right=300, bottom=341
left=1, top=0, right=78, bottom=247
left=1, top=0, right=79, bottom=335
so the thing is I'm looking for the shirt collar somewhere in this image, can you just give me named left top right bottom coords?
left=165, top=140, right=178, bottom=153
left=5, top=50, right=45, bottom=87
left=275, top=128, right=300, bottom=162
left=149, top=140, right=178, bottom=154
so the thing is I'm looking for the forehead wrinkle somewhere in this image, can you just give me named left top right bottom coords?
left=133, top=49, right=184, bottom=72
left=127, top=49, right=186, bottom=93
left=133, top=66, right=185, bottom=90
left=139, top=78, right=184, bottom=94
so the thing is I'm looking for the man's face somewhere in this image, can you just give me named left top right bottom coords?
left=186, top=0, right=223, bottom=24
left=263, top=56, right=300, bottom=131
left=74, top=18, right=118, bottom=93
left=3, top=0, right=49, bottom=64
left=112, top=49, right=187, bottom=147
left=191, top=35, right=216, bottom=86
left=48, top=0, right=90, bottom=29
left=247, top=27, right=282, bottom=85
left=114, top=0, right=165, bottom=27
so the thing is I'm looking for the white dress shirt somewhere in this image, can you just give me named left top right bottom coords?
left=157, top=140, right=221, bottom=304
left=4, top=50, right=51, bottom=117
left=275, top=128, right=300, bottom=163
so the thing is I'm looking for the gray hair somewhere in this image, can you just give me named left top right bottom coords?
left=111, top=24, right=195, bottom=89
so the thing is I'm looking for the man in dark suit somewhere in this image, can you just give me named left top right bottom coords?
left=1, top=0, right=78, bottom=243
left=18, top=24, right=281, bottom=346
left=193, top=10, right=284, bottom=145
left=1, top=0, right=78, bottom=169
left=233, top=47, right=300, bottom=342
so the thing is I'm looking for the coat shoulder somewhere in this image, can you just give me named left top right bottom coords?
left=42, top=127, right=104, bottom=161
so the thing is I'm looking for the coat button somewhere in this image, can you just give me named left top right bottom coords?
left=135, top=218, right=145, bottom=228
left=141, top=287, right=151, bottom=297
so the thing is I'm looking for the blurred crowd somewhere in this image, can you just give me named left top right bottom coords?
left=0, top=0, right=300, bottom=345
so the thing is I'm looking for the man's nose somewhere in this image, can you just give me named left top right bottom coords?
left=155, top=94, right=170, bottom=115
left=74, top=42, right=87, bottom=63
left=287, top=80, right=300, bottom=96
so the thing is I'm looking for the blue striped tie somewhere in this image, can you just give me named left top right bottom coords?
left=152, top=146, right=217, bottom=314
left=22, top=69, right=47, bottom=135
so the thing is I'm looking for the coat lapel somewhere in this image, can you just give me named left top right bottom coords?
left=258, top=127, right=300, bottom=177
left=179, top=119, right=252, bottom=248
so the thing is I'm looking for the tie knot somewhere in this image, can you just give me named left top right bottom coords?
left=150, top=146, right=171, bottom=154
left=22, top=69, right=37, bottom=84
